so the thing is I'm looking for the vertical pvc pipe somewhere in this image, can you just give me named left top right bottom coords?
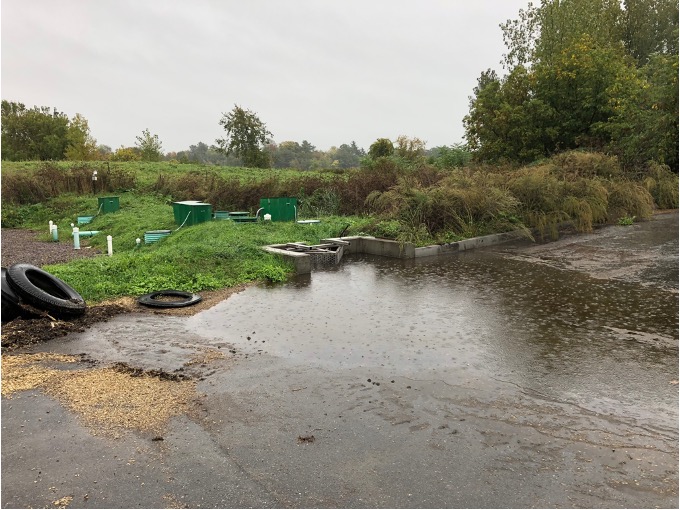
left=49, top=220, right=53, bottom=235
left=73, top=227, right=81, bottom=250
left=52, top=225, right=58, bottom=242
left=107, top=235, right=113, bottom=256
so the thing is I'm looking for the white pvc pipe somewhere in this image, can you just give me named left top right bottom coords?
left=51, top=225, right=58, bottom=242
left=107, top=235, right=113, bottom=256
left=49, top=220, right=53, bottom=234
left=73, top=227, right=80, bottom=250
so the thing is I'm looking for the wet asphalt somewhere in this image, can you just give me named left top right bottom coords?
left=2, top=213, right=678, bottom=508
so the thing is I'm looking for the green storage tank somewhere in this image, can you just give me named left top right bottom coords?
left=259, top=197, right=298, bottom=222
left=97, top=196, right=120, bottom=214
left=172, top=201, right=212, bottom=227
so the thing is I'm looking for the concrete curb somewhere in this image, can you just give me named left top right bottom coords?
left=265, top=229, right=527, bottom=274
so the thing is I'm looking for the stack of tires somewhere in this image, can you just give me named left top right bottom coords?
left=1, top=264, right=86, bottom=324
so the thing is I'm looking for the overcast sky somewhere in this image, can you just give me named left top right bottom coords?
left=2, top=0, right=529, bottom=153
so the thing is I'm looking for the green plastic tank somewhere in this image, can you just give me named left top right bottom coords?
left=172, top=201, right=212, bottom=226
left=97, top=196, right=120, bottom=214
left=259, top=197, right=297, bottom=222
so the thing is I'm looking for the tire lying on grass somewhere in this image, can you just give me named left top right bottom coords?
left=138, top=290, right=202, bottom=308
left=2, top=267, right=25, bottom=324
left=7, top=263, right=86, bottom=319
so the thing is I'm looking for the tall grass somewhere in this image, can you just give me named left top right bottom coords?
left=642, top=161, right=679, bottom=210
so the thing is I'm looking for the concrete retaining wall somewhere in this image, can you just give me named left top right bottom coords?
left=263, top=246, right=311, bottom=274
left=266, top=230, right=525, bottom=274
left=413, top=231, right=526, bottom=258
left=321, top=236, right=414, bottom=258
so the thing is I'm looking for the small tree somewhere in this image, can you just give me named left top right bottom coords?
left=395, top=135, right=426, bottom=162
left=111, top=146, right=141, bottom=161
left=135, top=128, right=163, bottom=161
left=65, top=113, right=98, bottom=161
left=215, top=105, right=272, bottom=168
left=368, top=138, right=394, bottom=159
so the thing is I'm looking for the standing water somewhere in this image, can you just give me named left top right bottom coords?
left=188, top=212, right=678, bottom=430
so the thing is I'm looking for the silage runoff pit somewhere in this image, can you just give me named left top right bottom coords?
left=1, top=353, right=198, bottom=438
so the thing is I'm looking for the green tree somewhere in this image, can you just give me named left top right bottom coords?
left=621, top=0, right=679, bottom=64
left=394, top=136, right=427, bottom=162
left=469, top=0, right=678, bottom=167
left=465, top=67, right=556, bottom=163
left=335, top=142, right=365, bottom=168
left=368, top=138, right=394, bottom=159
left=500, top=0, right=623, bottom=69
left=110, top=146, right=141, bottom=162
left=65, top=113, right=98, bottom=160
left=427, top=144, right=472, bottom=168
left=135, top=128, right=164, bottom=161
left=605, top=54, right=679, bottom=170
left=298, top=140, right=316, bottom=170
left=214, top=105, right=272, bottom=168
left=1, top=100, right=69, bottom=160
left=271, top=141, right=302, bottom=168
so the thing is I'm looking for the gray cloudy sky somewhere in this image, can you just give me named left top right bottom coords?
left=2, top=0, right=528, bottom=153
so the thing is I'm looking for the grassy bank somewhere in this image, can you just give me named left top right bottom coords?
left=2, top=192, right=369, bottom=303
left=2, top=151, right=677, bottom=304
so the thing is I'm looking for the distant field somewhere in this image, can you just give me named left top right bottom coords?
left=0, top=160, right=338, bottom=187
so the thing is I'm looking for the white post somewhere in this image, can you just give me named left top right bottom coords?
left=107, top=235, right=113, bottom=256
left=73, top=227, right=80, bottom=250
left=49, top=220, right=53, bottom=234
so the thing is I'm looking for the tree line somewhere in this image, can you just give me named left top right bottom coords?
left=465, top=0, right=678, bottom=171
left=3, top=0, right=677, bottom=173
left=0, top=100, right=469, bottom=170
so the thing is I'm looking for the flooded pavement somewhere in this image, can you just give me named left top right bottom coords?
left=2, top=212, right=678, bottom=508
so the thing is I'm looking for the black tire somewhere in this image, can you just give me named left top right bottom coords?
left=7, top=263, right=86, bottom=319
left=138, top=290, right=202, bottom=308
left=2, top=267, right=24, bottom=323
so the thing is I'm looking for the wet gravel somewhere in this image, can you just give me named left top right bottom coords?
left=1, top=228, right=101, bottom=268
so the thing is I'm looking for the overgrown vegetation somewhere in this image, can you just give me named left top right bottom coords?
left=466, top=0, right=678, bottom=172
left=1, top=149, right=676, bottom=303
left=4, top=151, right=676, bottom=237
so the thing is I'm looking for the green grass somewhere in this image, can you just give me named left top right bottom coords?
left=22, top=192, right=364, bottom=303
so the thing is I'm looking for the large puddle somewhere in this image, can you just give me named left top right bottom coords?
left=186, top=213, right=678, bottom=429
left=66, top=214, right=678, bottom=431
